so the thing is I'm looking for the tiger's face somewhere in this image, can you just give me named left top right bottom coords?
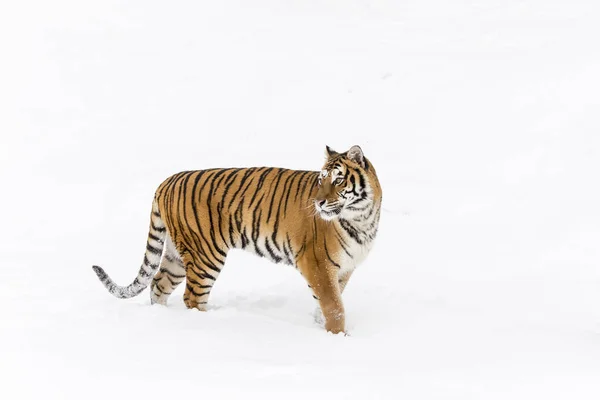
left=314, top=145, right=378, bottom=221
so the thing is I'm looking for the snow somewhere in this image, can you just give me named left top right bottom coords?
left=2, top=0, right=600, bottom=398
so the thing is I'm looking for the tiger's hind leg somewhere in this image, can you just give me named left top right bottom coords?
left=150, top=235, right=185, bottom=306
left=183, top=251, right=226, bottom=311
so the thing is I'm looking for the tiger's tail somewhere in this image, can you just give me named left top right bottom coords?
left=92, top=199, right=166, bottom=299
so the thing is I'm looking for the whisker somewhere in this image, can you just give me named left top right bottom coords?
left=304, top=203, right=317, bottom=211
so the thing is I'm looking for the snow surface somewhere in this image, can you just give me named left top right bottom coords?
left=2, top=0, right=600, bottom=398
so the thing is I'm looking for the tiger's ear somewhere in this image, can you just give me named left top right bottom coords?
left=347, top=145, right=365, bottom=167
left=325, top=145, right=338, bottom=158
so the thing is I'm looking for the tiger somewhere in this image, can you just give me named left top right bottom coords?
left=92, top=145, right=382, bottom=334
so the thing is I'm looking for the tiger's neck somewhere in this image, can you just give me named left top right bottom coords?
left=336, top=199, right=381, bottom=246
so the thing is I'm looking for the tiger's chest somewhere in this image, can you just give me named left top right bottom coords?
left=336, top=232, right=376, bottom=276
left=338, top=216, right=377, bottom=274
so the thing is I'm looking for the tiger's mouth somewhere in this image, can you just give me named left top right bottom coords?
left=318, top=207, right=342, bottom=221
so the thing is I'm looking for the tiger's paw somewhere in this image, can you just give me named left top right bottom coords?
left=150, top=292, right=168, bottom=306
left=184, top=297, right=208, bottom=311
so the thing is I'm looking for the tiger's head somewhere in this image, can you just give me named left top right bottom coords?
left=314, top=145, right=382, bottom=221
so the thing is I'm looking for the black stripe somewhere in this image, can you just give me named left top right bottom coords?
left=154, top=283, right=172, bottom=295
left=164, top=274, right=181, bottom=287
left=285, top=233, right=297, bottom=263
left=283, top=171, right=300, bottom=217
left=148, top=232, right=164, bottom=244
left=216, top=202, right=229, bottom=249
left=335, top=230, right=353, bottom=258
left=187, top=275, right=214, bottom=289
left=347, top=203, right=369, bottom=211
left=295, top=234, right=307, bottom=259
left=226, top=168, right=256, bottom=210
left=271, top=218, right=281, bottom=252
left=143, top=255, right=159, bottom=268
left=266, top=169, right=286, bottom=222
left=281, top=239, right=294, bottom=265
left=324, top=239, right=341, bottom=269
left=228, top=214, right=236, bottom=248
left=162, top=268, right=185, bottom=279
left=349, top=175, right=360, bottom=198
left=294, top=171, right=311, bottom=203
left=234, top=198, right=245, bottom=233
left=203, top=260, right=222, bottom=274
left=192, top=289, right=211, bottom=297
left=357, top=169, right=366, bottom=192
left=293, top=171, right=305, bottom=202
left=223, top=168, right=242, bottom=186
left=151, top=223, right=166, bottom=233
left=185, top=283, right=212, bottom=297
left=264, top=238, right=282, bottom=263
left=303, top=173, right=319, bottom=200
left=146, top=243, right=162, bottom=255
left=249, top=168, right=273, bottom=208
left=241, top=229, right=248, bottom=249
left=339, top=218, right=364, bottom=244
left=251, top=207, right=264, bottom=257
left=191, top=264, right=217, bottom=281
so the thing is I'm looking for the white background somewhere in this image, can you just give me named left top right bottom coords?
left=1, top=1, right=600, bottom=398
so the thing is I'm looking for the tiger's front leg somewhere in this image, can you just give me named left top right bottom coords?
left=299, top=256, right=345, bottom=334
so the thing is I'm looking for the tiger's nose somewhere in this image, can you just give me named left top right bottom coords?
left=318, top=200, right=327, bottom=208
